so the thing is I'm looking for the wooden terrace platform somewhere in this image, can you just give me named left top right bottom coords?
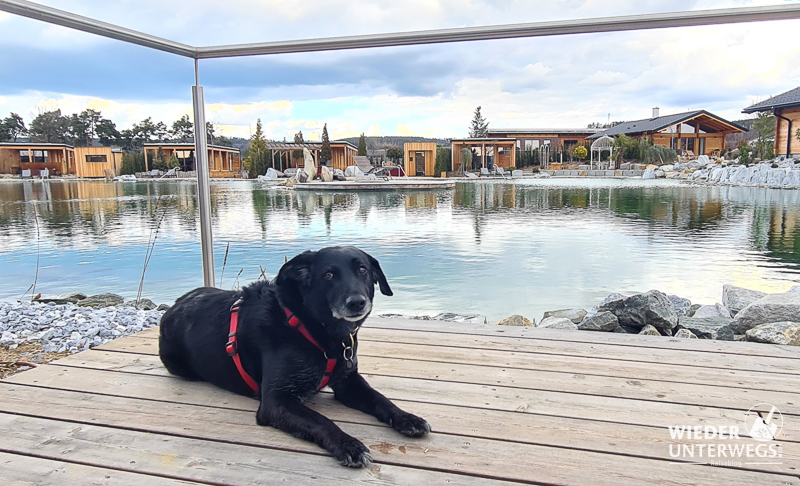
left=1, top=317, right=798, bottom=485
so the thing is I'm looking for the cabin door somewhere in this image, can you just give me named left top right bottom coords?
left=415, top=151, right=425, bottom=176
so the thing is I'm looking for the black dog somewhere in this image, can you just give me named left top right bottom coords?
left=159, top=246, right=430, bottom=467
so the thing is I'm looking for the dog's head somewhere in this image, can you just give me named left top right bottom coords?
left=276, top=246, right=392, bottom=331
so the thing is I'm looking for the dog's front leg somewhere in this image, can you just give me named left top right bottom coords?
left=333, top=372, right=430, bottom=437
left=256, top=393, right=372, bottom=467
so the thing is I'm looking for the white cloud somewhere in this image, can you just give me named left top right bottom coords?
left=2, top=1, right=800, bottom=139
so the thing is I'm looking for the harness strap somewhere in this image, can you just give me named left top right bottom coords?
left=284, top=308, right=337, bottom=390
left=226, top=301, right=259, bottom=394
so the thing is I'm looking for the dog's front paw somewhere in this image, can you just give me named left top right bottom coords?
left=332, top=436, right=372, bottom=468
left=389, top=412, right=431, bottom=437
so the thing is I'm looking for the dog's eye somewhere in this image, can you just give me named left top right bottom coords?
left=358, top=266, right=368, bottom=275
left=324, top=272, right=334, bottom=280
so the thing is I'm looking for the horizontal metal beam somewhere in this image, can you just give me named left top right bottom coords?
left=196, top=5, right=800, bottom=58
left=2, top=1, right=800, bottom=60
left=0, top=0, right=196, bottom=58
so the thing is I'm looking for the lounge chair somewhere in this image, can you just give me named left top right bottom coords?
left=20, top=169, right=32, bottom=179
left=479, top=167, right=490, bottom=177
left=354, top=156, right=391, bottom=179
left=39, top=168, right=50, bottom=179
left=494, top=166, right=508, bottom=178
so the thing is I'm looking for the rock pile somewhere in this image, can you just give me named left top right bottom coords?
left=643, top=155, right=800, bottom=188
left=497, top=285, right=800, bottom=345
left=0, top=293, right=169, bottom=354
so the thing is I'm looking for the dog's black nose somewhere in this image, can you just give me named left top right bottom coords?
left=346, top=295, right=367, bottom=313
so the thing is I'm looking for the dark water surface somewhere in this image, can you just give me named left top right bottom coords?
left=1, top=179, right=798, bottom=322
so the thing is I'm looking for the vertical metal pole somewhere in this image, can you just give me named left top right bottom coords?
left=192, top=59, right=215, bottom=287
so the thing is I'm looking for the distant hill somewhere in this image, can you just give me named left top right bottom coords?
left=336, top=136, right=450, bottom=149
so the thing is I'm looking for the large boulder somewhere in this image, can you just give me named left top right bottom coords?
left=77, top=293, right=124, bottom=308
left=732, top=292, right=800, bottom=334
left=599, top=290, right=678, bottom=330
left=122, top=298, right=157, bottom=310
left=35, top=292, right=87, bottom=305
left=678, top=316, right=734, bottom=340
left=542, top=308, right=587, bottom=324
left=692, top=303, right=731, bottom=319
left=667, top=295, right=692, bottom=316
left=674, top=329, right=698, bottom=339
left=538, top=317, right=578, bottom=330
left=722, top=285, right=767, bottom=316
left=302, top=148, right=316, bottom=179
left=496, top=315, right=533, bottom=327
left=745, top=322, right=800, bottom=345
left=638, top=325, right=661, bottom=336
left=320, top=166, right=334, bottom=182
left=578, top=311, right=619, bottom=331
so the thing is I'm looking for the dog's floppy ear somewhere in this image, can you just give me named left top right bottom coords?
left=366, top=254, right=393, bottom=296
left=276, top=251, right=315, bottom=288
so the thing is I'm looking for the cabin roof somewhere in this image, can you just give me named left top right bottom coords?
left=488, top=128, right=602, bottom=135
left=742, top=86, right=800, bottom=113
left=587, top=110, right=746, bottom=139
left=0, top=142, right=75, bottom=148
left=143, top=143, right=240, bottom=151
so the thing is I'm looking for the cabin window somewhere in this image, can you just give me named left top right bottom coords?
left=85, top=154, right=107, bottom=163
left=21, top=150, right=48, bottom=163
left=680, top=123, right=696, bottom=134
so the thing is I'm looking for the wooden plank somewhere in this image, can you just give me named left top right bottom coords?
left=365, top=318, right=800, bottom=359
left=74, top=338, right=800, bottom=395
left=1, top=399, right=794, bottom=485
left=86, top=341, right=800, bottom=414
left=0, top=451, right=202, bottom=486
left=8, top=362, right=799, bottom=442
left=1, top=382, right=797, bottom=477
left=114, top=329, right=800, bottom=376
left=0, top=413, right=506, bottom=486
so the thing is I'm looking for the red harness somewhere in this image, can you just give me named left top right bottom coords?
left=226, top=301, right=337, bottom=394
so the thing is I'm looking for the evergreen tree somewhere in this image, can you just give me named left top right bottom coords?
left=468, top=106, right=489, bottom=138
left=29, top=109, right=70, bottom=143
left=247, top=118, right=269, bottom=177
left=357, top=133, right=367, bottom=156
left=385, top=146, right=404, bottom=163
left=0, top=113, right=28, bottom=142
left=293, top=131, right=305, bottom=163
left=171, top=115, right=194, bottom=142
left=320, top=123, right=332, bottom=162
left=96, top=119, right=120, bottom=147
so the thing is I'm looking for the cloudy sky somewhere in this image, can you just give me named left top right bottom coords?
left=1, top=0, right=799, bottom=141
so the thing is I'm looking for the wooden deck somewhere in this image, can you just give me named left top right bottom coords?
left=1, top=317, right=798, bottom=485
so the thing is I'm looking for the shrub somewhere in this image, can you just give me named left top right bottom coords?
left=573, top=145, right=588, bottom=160
left=507, top=166, right=516, bottom=171
left=120, top=153, right=145, bottom=175
left=435, top=147, right=451, bottom=176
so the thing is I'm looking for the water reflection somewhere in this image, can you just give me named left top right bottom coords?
left=0, top=179, right=797, bottom=322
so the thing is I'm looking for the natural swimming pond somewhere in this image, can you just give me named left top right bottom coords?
left=1, top=179, right=798, bottom=322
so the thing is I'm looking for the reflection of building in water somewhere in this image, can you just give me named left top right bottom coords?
left=454, top=182, right=516, bottom=210
left=405, top=192, right=437, bottom=209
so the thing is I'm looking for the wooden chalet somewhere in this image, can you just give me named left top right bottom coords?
left=404, top=142, right=437, bottom=176
left=488, top=128, right=601, bottom=152
left=74, top=147, right=123, bottom=178
left=450, top=138, right=516, bottom=172
left=588, top=109, right=746, bottom=157
left=143, top=143, right=242, bottom=178
left=743, top=86, right=800, bottom=157
left=263, top=141, right=358, bottom=173
left=0, top=143, right=76, bottom=176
